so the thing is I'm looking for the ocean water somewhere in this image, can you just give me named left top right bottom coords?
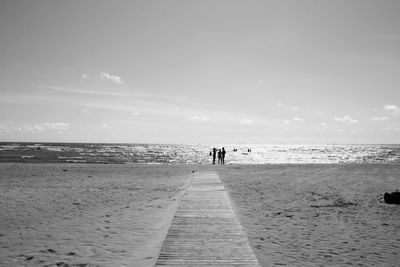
left=1, top=143, right=400, bottom=164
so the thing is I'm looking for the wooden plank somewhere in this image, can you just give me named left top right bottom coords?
left=155, top=171, right=260, bottom=267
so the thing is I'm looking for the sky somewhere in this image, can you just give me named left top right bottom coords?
left=1, top=0, right=400, bottom=144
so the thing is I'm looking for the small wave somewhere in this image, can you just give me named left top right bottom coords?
left=66, top=159, right=87, bottom=163
left=21, top=155, right=35, bottom=159
left=0, top=145, right=21, bottom=151
left=57, top=156, right=84, bottom=159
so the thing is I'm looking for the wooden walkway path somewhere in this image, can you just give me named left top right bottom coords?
left=155, top=171, right=260, bottom=267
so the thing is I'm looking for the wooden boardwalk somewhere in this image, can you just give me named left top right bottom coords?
left=155, top=171, right=260, bottom=267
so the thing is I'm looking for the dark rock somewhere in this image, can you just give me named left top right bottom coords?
left=384, top=191, right=400, bottom=204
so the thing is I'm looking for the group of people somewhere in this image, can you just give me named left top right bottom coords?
left=210, top=147, right=226, bottom=165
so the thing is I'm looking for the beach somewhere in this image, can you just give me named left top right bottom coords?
left=0, top=163, right=196, bottom=267
left=1, top=163, right=400, bottom=266
left=218, top=164, right=400, bottom=266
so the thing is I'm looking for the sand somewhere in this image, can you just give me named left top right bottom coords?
left=0, top=163, right=195, bottom=267
left=217, top=164, right=400, bottom=266
left=1, top=163, right=400, bottom=266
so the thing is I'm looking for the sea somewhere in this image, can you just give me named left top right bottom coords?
left=1, top=142, right=400, bottom=164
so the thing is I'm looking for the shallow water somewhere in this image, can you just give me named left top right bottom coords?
left=1, top=143, right=400, bottom=164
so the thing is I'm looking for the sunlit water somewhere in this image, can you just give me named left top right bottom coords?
left=1, top=143, right=400, bottom=164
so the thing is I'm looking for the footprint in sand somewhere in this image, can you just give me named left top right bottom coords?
left=56, top=262, right=69, bottom=267
left=40, top=248, right=56, bottom=254
left=17, top=255, right=34, bottom=261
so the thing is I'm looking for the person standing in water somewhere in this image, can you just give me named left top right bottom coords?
left=221, top=147, right=226, bottom=164
left=217, top=149, right=222, bottom=164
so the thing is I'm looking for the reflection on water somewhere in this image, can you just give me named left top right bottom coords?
left=1, top=143, right=400, bottom=164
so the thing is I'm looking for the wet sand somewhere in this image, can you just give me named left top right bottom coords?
left=1, top=163, right=400, bottom=266
left=218, top=164, right=400, bottom=266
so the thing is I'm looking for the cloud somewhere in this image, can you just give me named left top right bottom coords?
left=370, top=116, right=390, bottom=121
left=384, top=123, right=400, bottom=131
left=42, top=122, right=70, bottom=131
left=17, top=126, right=45, bottom=133
left=188, top=116, right=208, bottom=122
left=334, top=115, right=358, bottom=124
left=384, top=104, right=400, bottom=114
left=277, top=102, right=299, bottom=111
left=292, top=117, right=304, bottom=123
left=16, top=123, right=70, bottom=133
left=240, top=118, right=253, bottom=125
left=82, top=74, right=88, bottom=79
left=99, top=72, right=124, bottom=84
left=283, top=117, right=304, bottom=124
left=132, top=112, right=140, bottom=116
left=101, top=123, right=110, bottom=128
left=38, top=85, right=128, bottom=96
